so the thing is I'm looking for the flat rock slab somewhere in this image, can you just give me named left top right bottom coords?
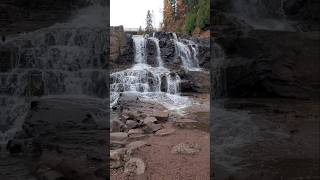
left=171, top=142, right=201, bottom=155
left=124, top=158, right=146, bottom=175
left=152, top=111, right=169, bottom=122
left=128, top=128, right=144, bottom=136
left=110, top=132, right=128, bottom=141
left=128, top=134, right=149, bottom=141
left=174, top=119, right=197, bottom=123
left=155, top=128, right=176, bottom=136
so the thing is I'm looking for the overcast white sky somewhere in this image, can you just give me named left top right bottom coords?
left=110, top=0, right=163, bottom=29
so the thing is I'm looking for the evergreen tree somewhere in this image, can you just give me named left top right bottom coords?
left=138, top=26, right=143, bottom=35
left=145, top=10, right=154, bottom=34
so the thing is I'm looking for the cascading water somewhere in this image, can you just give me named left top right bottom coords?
left=148, top=37, right=163, bottom=67
left=172, top=33, right=201, bottom=71
left=0, top=4, right=108, bottom=146
left=132, top=36, right=147, bottom=64
left=110, top=35, right=189, bottom=110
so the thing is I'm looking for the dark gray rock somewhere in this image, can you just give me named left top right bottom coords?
left=212, top=30, right=320, bottom=99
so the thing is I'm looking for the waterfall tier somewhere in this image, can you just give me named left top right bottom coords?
left=110, top=34, right=196, bottom=110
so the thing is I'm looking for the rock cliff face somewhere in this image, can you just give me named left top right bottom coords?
left=110, top=26, right=134, bottom=71
left=212, top=0, right=320, bottom=99
left=110, top=28, right=211, bottom=94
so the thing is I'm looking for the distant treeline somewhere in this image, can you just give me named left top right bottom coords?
left=162, top=0, right=209, bottom=35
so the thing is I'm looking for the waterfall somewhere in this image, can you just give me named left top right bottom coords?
left=174, top=39, right=201, bottom=71
left=148, top=37, right=163, bottom=67
left=110, top=35, right=190, bottom=110
left=133, top=36, right=147, bottom=64
left=172, top=33, right=178, bottom=41
left=0, top=4, right=108, bottom=145
left=167, top=73, right=180, bottom=94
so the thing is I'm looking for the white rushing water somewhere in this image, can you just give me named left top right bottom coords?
left=148, top=37, right=163, bottom=67
left=110, top=35, right=193, bottom=110
left=172, top=34, right=202, bottom=71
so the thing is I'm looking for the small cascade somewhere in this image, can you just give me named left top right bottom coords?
left=148, top=37, right=163, bottom=67
left=132, top=36, right=147, bottom=64
left=110, top=35, right=190, bottom=109
left=174, top=39, right=201, bottom=71
left=172, top=33, right=178, bottom=41
left=167, top=73, right=180, bottom=94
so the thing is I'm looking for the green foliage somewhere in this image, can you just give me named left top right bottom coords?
left=185, top=11, right=197, bottom=35
left=196, top=0, right=210, bottom=30
left=184, top=0, right=209, bottom=34
left=184, top=0, right=199, bottom=8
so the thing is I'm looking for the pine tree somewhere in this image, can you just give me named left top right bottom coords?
left=138, top=26, right=143, bottom=35
left=145, top=10, right=154, bottom=34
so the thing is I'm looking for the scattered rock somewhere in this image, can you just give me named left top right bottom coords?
left=110, top=132, right=128, bottom=141
left=110, top=148, right=130, bottom=169
left=126, top=141, right=148, bottom=153
left=124, top=158, right=146, bottom=175
left=110, top=148, right=127, bottom=161
left=143, top=123, right=161, bottom=133
left=143, top=117, right=157, bottom=124
left=126, top=120, right=138, bottom=129
left=110, top=160, right=124, bottom=169
left=153, top=111, right=169, bottom=122
left=171, top=142, right=201, bottom=155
